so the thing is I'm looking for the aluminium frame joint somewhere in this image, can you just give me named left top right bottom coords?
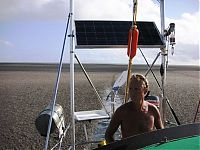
left=68, top=34, right=74, bottom=37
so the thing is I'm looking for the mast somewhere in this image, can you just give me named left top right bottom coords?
left=160, top=0, right=167, bottom=125
left=69, top=0, right=75, bottom=149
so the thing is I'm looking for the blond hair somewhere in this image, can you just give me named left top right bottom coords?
left=131, top=74, right=149, bottom=93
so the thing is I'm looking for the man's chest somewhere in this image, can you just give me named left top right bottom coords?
left=122, top=111, right=155, bottom=129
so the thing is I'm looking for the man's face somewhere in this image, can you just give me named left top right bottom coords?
left=129, top=75, right=147, bottom=102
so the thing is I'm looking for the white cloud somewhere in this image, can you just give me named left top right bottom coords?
left=0, top=0, right=68, bottom=21
left=0, top=0, right=159, bottom=22
left=0, top=39, right=14, bottom=47
left=74, top=0, right=160, bottom=23
left=166, top=12, right=199, bottom=45
left=0, top=0, right=199, bottom=65
left=165, top=11, right=199, bottom=66
left=74, top=0, right=132, bottom=20
left=168, top=43, right=199, bottom=65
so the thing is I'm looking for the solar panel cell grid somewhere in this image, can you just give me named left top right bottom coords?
left=75, top=21, right=164, bottom=48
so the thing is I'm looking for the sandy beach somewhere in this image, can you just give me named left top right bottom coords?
left=0, top=64, right=199, bottom=149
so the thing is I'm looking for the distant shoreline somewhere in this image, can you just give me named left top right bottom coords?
left=0, top=63, right=199, bottom=72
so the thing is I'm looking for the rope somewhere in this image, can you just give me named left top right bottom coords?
left=124, top=0, right=138, bottom=103
left=133, top=0, right=138, bottom=26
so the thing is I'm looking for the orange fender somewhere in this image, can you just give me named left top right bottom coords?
left=127, top=25, right=139, bottom=59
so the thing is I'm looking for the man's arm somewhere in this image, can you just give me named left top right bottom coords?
left=153, top=106, right=164, bottom=129
left=105, top=108, right=122, bottom=143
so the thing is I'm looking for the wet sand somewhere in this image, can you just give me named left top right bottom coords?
left=0, top=64, right=199, bottom=149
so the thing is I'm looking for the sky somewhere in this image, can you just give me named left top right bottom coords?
left=0, top=0, right=199, bottom=66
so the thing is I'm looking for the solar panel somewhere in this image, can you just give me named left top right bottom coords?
left=75, top=20, right=164, bottom=49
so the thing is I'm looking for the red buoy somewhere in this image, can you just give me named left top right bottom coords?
left=127, top=25, right=139, bottom=59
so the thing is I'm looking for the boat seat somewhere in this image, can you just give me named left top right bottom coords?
left=74, top=110, right=110, bottom=142
left=144, top=95, right=160, bottom=108
left=74, top=110, right=110, bottom=121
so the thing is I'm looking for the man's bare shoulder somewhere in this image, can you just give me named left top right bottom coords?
left=118, top=101, right=132, bottom=109
left=115, top=101, right=132, bottom=113
left=145, top=101, right=160, bottom=114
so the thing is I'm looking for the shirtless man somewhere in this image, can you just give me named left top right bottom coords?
left=105, top=74, right=164, bottom=143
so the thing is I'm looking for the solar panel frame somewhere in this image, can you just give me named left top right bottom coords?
left=75, top=20, right=164, bottom=49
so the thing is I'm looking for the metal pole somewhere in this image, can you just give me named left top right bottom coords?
left=124, top=58, right=132, bottom=103
left=69, top=0, right=75, bottom=149
left=139, top=49, right=162, bottom=90
left=75, top=54, right=110, bottom=116
left=111, top=91, right=116, bottom=115
left=44, top=12, right=71, bottom=150
left=160, top=0, right=167, bottom=125
left=144, top=52, right=161, bottom=78
left=193, top=100, right=200, bottom=123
